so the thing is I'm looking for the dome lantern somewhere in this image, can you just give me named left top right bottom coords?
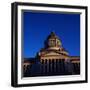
left=44, top=32, right=62, bottom=49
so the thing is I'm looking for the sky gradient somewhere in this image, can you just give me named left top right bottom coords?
left=23, top=11, right=80, bottom=58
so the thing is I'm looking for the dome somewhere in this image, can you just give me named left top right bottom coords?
left=38, top=31, right=69, bottom=57
left=45, top=32, right=62, bottom=48
left=47, top=32, right=59, bottom=40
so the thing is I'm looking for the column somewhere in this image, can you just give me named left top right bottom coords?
left=51, top=60, right=53, bottom=73
left=52, top=59, right=54, bottom=74
left=45, top=59, right=47, bottom=75
left=49, top=59, right=52, bottom=74
left=47, top=60, right=49, bottom=74
left=60, top=59, right=63, bottom=74
left=43, top=60, right=46, bottom=74
left=54, top=59, right=56, bottom=73
left=59, top=59, right=61, bottom=73
left=57, top=59, right=60, bottom=73
left=56, top=59, right=58, bottom=73
left=61, top=59, right=65, bottom=74
left=40, top=59, right=43, bottom=74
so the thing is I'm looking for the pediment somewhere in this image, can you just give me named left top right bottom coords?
left=43, top=51, right=62, bottom=56
left=40, top=51, right=69, bottom=60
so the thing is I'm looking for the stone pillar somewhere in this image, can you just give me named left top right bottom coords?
left=56, top=59, right=57, bottom=73
left=45, top=59, right=47, bottom=74
left=43, top=60, right=46, bottom=74
left=52, top=59, right=54, bottom=73
left=57, top=59, right=60, bottom=72
left=61, top=59, right=65, bottom=74
left=59, top=59, right=61, bottom=73
left=54, top=59, right=56, bottom=73
left=49, top=59, right=51, bottom=74
left=59, top=59, right=62, bottom=73
left=50, top=60, right=52, bottom=73
left=49, top=60, right=51, bottom=73
left=40, top=59, right=43, bottom=74
left=47, top=60, right=49, bottom=74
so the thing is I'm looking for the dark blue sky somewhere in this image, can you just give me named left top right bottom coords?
left=23, top=11, right=80, bottom=58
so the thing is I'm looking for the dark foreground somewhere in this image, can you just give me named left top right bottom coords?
left=23, top=60, right=80, bottom=77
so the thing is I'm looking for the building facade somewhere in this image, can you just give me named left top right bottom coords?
left=23, top=32, right=80, bottom=77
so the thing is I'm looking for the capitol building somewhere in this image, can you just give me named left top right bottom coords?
left=23, top=32, right=80, bottom=77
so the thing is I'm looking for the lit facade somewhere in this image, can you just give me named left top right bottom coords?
left=23, top=32, right=80, bottom=77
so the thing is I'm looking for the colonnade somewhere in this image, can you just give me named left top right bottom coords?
left=40, top=59, right=65, bottom=75
left=23, top=59, right=78, bottom=77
